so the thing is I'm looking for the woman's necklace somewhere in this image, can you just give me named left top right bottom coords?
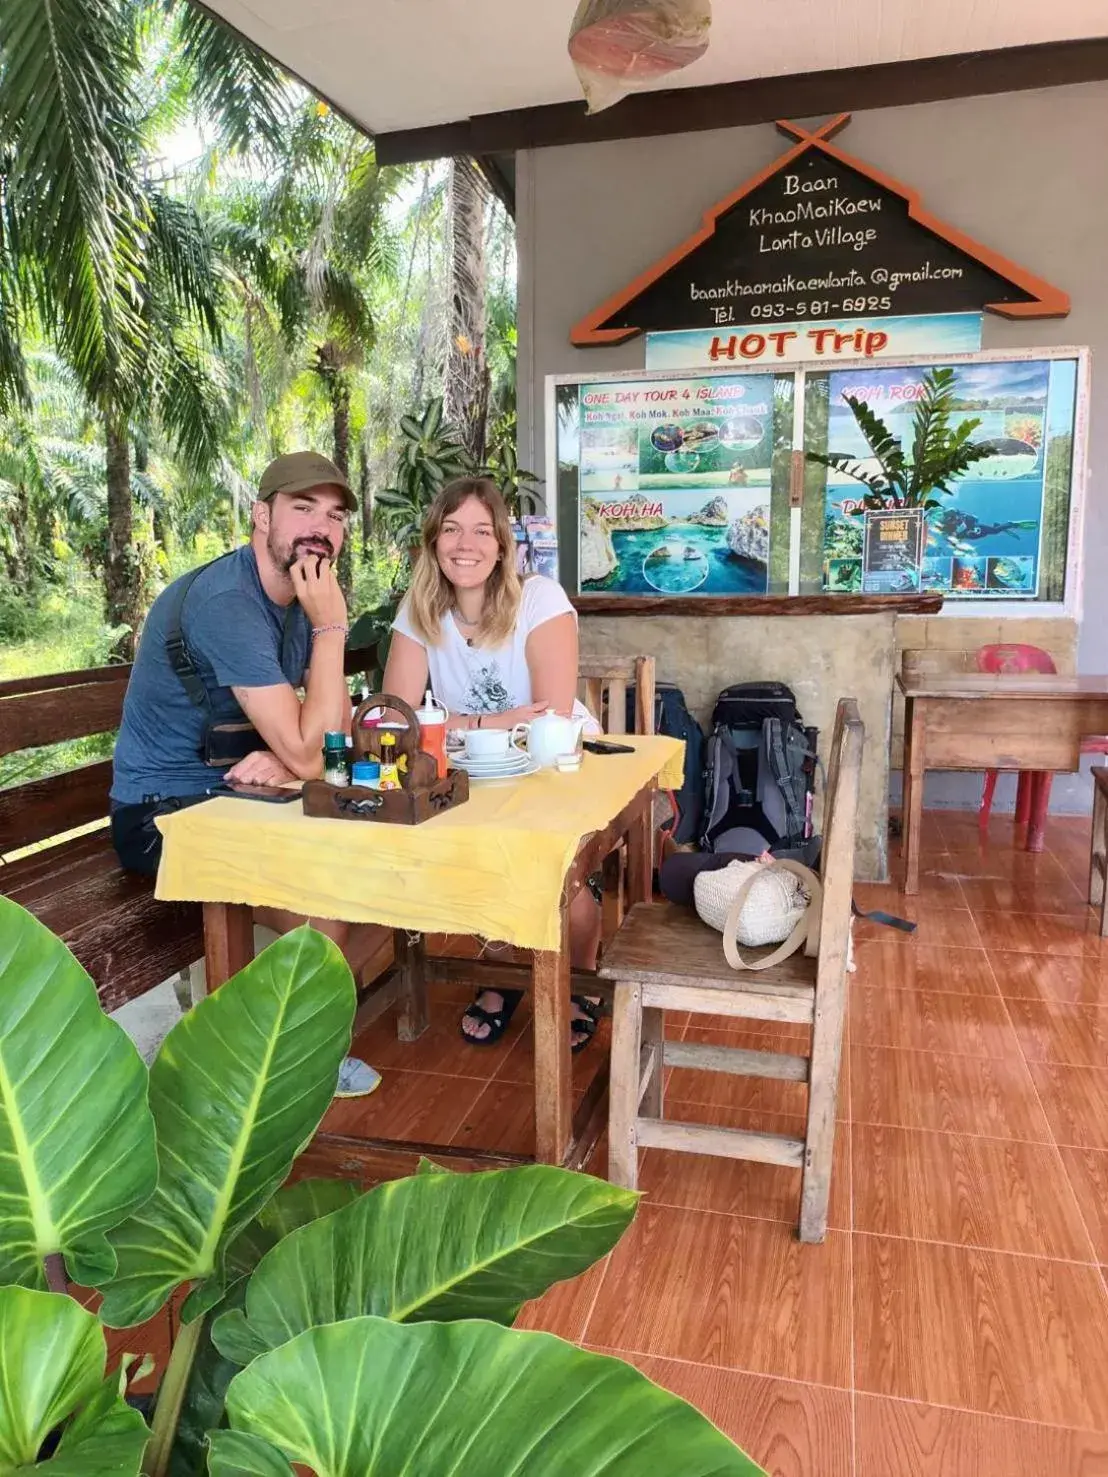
left=452, top=604, right=482, bottom=646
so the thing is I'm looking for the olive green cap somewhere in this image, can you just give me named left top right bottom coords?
left=257, top=451, right=356, bottom=511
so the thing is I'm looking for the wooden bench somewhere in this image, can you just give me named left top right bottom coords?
left=599, top=696, right=864, bottom=1243
left=0, top=645, right=393, bottom=1014
left=0, top=665, right=204, bottom=1012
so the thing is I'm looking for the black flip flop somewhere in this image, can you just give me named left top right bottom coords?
left=459, top=988, right=523, bottom=1047
left=570, top=995, right=603, bottom=1055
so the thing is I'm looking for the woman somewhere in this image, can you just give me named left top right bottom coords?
left=383, top=476, right=603, bottom=1049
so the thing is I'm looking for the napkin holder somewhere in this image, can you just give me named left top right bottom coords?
left=302, top=693, right=469, bottom=826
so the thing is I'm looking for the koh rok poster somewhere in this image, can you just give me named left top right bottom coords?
left=818, top=358, right=1078, bottom=599
left=577, top=374, right=774, bottom=595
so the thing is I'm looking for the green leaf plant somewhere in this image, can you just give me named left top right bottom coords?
left=806, top=365, right=997, bottom=514
left=375, top=395, right=471, bottom=549
left=0, top=895, right=766, bottom=1476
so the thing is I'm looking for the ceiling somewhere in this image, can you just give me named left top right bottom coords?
left=199, top=0, right=1108, bottom=138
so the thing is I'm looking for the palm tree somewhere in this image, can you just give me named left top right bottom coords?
left=444, top=156, right=490, bottom=462
left=206, top=102, right=402, bottom=587
left=0, top=0, right=290, bottom=654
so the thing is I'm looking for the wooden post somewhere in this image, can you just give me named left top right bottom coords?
left=608, top=980, right=642, bottom=1189
left=634, top=657, right=656, bottom=737
left=626, top=790, right=654, bottom=907
left=532, top=902, right=572, bottom=1165
left=395, top=930, right=429, bottom=1042
left=202, top=902, right=254, bottom=992
left=640, top=1006, right=664, bottom=1119
left=799, top=705, right=862, bottom=1243
left=901, top=696, right=925, bottom=895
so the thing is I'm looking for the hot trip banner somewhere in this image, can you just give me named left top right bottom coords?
left=645, top=312, right=982, bottom=370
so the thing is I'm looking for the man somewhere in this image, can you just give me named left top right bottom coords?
left=111, top=450, right=384, bottom=1096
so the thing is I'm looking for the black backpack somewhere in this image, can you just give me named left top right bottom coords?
left=627, top=681, right=705, bottom=844
left=701, top=682, right=818, bottom=854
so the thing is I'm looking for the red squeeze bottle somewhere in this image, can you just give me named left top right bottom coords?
left=415, top=689, right=448, bottom=780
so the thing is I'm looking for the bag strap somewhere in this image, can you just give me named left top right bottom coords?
left=721, top=859, right=823, bottom=972
left=165, top=559, right=223, bottom=715
left=165, top=551, right=299, bottom=716
left=765, top=717, right=810, bottom=844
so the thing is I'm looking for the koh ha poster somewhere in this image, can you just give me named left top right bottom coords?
left=577, top=375, right=777, bottom=596
left=818, top=358, right=1079, bottom=600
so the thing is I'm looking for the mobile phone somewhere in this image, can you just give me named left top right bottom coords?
left=582, top=739, right=635, bottom=756
left=212, top=781, right=303, bottom=804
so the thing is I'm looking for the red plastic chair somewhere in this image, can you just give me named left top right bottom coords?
left=977, top=643, right=1108, bottom=851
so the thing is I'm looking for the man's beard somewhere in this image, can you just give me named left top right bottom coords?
left=270, top=530, right=336, bottom=572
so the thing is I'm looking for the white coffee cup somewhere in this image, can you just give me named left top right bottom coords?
left=464, top=724, right=528, bottom=760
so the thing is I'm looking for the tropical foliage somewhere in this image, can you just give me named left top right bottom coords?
left=0, top=895, right=764, bottom=1474
left=0, top=0, right=519, bottom=673
left=375, top=396, right=470, bottom=546
left=806, top=366, right=997, bottom=512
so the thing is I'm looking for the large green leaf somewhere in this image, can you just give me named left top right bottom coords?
left=170, top=1181, right=362, bottom=1477
left=96, top=928, right=355, bottom=1329
left=210, top=1318, right=764, bottom=1475
left=223, top=1178, right=362, bottom=1283
left=0, top=897, right=157, bottom=1289
left=199, top=1432, right=293, bottom=1476
left=0, top=1286, right=148, bottom=1474
left=211, top=1166, right=636, bottom=1364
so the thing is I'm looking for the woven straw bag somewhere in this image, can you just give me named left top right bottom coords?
left=693, top=859, right=823, bottom=971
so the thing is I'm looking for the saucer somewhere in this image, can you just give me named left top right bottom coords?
left=455, top=754, right=541, bottom=782
left=453, top=748, right=530, bottom=774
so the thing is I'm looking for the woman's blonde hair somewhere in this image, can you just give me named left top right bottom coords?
left=405, top=476, right=523, bottom=647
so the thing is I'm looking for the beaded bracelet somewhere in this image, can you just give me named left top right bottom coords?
left=311, top=623, right=349, bottom=637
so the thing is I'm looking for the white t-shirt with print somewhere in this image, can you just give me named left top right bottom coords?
left=391, top=574, right=597, bottom=726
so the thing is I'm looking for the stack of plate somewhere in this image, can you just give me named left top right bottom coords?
left=449, top=747, right=539, bottom=781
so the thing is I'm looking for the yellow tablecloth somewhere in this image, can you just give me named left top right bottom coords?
left=155, top=736, right=684, bottom=951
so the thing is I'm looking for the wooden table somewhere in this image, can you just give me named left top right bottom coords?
left=166, top=747, right=677, bottom=1177
left=899, top=673, right=1108, bottom=894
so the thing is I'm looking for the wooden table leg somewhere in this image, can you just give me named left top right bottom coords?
left=625, top=788, right=654, bottom=907
left=1025, top=772, right=1053, bottom=854
left=532, top=902, right=572, bottom=1166
left=901, top=697, right=925, bottom=895
left=1091, top=779, right=1108, bottom=936
left=203, top=902, right=254, bottom=992
left=395, top=930, right=429, bottom=1042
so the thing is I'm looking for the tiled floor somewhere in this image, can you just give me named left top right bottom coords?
left=116, top=810, right=1108, bottom=1474
left=519, top=810, right=1108, bottom=1475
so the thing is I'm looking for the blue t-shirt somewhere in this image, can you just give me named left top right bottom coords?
left=111, top=546, right=311, bottom=805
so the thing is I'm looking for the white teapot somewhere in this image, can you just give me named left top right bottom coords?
left=523, top=709, right=586, bottom=769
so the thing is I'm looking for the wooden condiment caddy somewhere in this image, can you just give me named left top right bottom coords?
left=302, top=694, right=469, bottom=825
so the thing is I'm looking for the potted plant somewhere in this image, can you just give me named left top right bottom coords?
left=806, top=365, right=997, bottom=513
left=0, top=896, right=765, bottom=1475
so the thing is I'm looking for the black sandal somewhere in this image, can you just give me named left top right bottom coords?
left=459, top=989, right=522, bottom=1047
left=571, top=995, right=603, bottom=1055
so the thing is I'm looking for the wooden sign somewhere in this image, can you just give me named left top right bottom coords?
left=571, top=115, right=1068, bottom=346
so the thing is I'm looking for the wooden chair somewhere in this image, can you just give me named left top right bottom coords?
left=599, top=697, right=864, bottom=1243
left=579, top=656, right=657, bottom=932
left=578, top=656, right=656, bottom=737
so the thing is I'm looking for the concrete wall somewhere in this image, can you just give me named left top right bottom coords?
left=517, top=82, right=1108, bottom=814
left=578, top=612, right=896, bottom=880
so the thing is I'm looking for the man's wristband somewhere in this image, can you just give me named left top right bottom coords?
left=311, top=623, right=349, bottom=638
